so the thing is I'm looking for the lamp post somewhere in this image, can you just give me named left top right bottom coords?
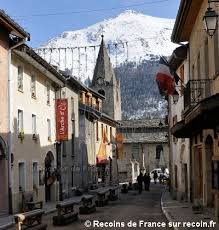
left=203, top=1, right=219, bottom=37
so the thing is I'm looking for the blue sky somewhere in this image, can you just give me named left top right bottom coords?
left=1, top=0, right=180, bottom=47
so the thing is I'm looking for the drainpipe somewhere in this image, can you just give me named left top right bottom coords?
left=8, top=40, right=26, bottom=214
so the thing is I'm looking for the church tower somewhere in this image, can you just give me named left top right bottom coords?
left=91, top=36, right=122, bottom=120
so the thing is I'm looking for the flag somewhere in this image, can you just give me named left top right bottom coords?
left=156, top=57, right=177, bottom=95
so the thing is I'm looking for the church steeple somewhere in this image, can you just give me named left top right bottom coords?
left=91, top=36, right=121, bottom=121
left=91, top=35, right=117, bottom=85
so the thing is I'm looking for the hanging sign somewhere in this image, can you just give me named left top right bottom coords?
left=56, top=99, right=68, bottom=141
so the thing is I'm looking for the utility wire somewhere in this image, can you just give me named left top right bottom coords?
left=13, top=0, right=169, bottom=19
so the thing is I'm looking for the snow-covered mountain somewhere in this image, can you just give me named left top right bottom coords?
left=37, top=10, right=177, bottom=119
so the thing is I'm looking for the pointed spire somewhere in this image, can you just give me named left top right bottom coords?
left=91, top=35, right=116, bottom=85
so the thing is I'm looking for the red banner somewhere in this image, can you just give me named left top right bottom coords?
left=56, top=99, right=68, bottom=141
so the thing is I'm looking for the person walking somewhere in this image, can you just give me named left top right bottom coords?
left=137, top=172, right=143, bottom=194
left=153, top=171, right=158, bottom=184
left=144, top=173, right=151, bottom=191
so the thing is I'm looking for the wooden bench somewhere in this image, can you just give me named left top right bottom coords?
left=108, top=185, right=120, bottom=201
left=22, top=192, right=43, bottom=212
left=53, top=197, right=81, bottom=226
left=14, top=209, right=47, bottom=230
left=79, top=195, right=96, bottom=214
left=89, top=188, right=110, bottom=207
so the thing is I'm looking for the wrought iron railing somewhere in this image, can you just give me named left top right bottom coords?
left=184, top=79, right=212, bottom=110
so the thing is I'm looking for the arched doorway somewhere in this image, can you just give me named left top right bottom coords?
left=205, top=135, right=214, bottom=207
left=44, top=151, right=55, bottom=202
left=0, top=136, right=8, bottom=215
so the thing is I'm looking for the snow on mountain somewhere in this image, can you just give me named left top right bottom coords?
left=37, top=10, right=177, bottom=82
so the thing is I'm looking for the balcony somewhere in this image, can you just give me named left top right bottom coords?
left=184, top=79, right=212, bottom=111
left=79, top=103, right=102, bottom=119
left=171, top=78, right=219, bottom=138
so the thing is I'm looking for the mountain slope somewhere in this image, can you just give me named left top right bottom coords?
left=37, top=10, right=177, bottom=119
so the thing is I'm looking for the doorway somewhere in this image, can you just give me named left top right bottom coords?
left=44, top=151, right=55, bottom=202
left=205, top=135, right=214, bottom=207
left=194, top=147, right=203, bottom=200
left=0, top=137, right=8, bottom=216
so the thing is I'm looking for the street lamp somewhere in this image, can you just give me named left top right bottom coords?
left=203, top=7, right=218, bottom=37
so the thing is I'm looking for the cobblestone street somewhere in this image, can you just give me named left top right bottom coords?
left=8, top=184, right=169, bottom=230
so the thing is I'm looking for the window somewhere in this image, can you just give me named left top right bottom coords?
left=31, top=75, right=36, bottom=97
left=32, top=114, right=37, bottom=134
left=47, top=119, right=51, bottom=140
left=110, top=127, right=112, bottom=142
left=179, top=65, right=184, bottom=95
left=156, top=145, right=163, bottom=159
left=101, top=124, right=104, bottom=138
left=71, top=97, right=75, bottom=121
left=175, top=165, right=178, bottom=189
left=106, top=125, right=108, bottom=138
left=212, top=161, right=219, bottom=189
left=18, top=162, right=25, bottom=191
left=18, top=110, right=23, bottom=133
left=18, top=66, right=23, bottom=91
left=98, top=89, right=105, bottom=96
left=46, top=85, right=50, bottom=105
left=96, top=122, right=99, bottom=141
left=205, top=38, right=209, bottom=77
left=33, top=162, right=38, bottom=188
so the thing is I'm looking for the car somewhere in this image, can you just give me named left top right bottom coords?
left=150, top=168, right=169, bottom=180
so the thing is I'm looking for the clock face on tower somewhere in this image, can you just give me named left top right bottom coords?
left=96, top=77, right=104, bottom=86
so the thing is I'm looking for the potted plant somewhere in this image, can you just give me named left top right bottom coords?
left=18, top=129, right=25, bottom=142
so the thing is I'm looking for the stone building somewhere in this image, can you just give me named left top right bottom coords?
left=11, top=44, right=65, bottom=213
left=170, top=0, right=219, bottom=221
left=0, top=10, right=30, bottom=215
left=91, top=35, right=122, bottom=121
left=117, top=119, right=169, bottom=183
left=167, top=45, right=191, bottom=202
left=78, top=88, right=118, bottom=189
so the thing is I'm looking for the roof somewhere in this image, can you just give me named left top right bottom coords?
left=0, top=9, right=30, bottom=40
left=91, top=36, right=117, bottom=85
left=118, top=119, right=168, bottom=129
left=168, top=45, right=188, bottom=70
left=14, top=44, right=65, bottom=85
left=123, top=132, right=168, bottom=144
left=58, top=70, right=105, bottom=99
left=171, top=0, right=203, bottom=43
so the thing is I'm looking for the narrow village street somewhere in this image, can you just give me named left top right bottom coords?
left=7, top=184, right=169, bottom=230
left=37, top=184, right=169, bottom=230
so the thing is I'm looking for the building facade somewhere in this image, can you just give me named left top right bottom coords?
left=117, top=119, right=169, bottom=183
left=170, top=0, right=219, bottom=220
left=167, top=46, right=191, bottom=202
left=11, top=45, right=65, bottom=213
left=78, top=87, right=118, bottom=189
left=0, top=10, right=30, bottom=215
